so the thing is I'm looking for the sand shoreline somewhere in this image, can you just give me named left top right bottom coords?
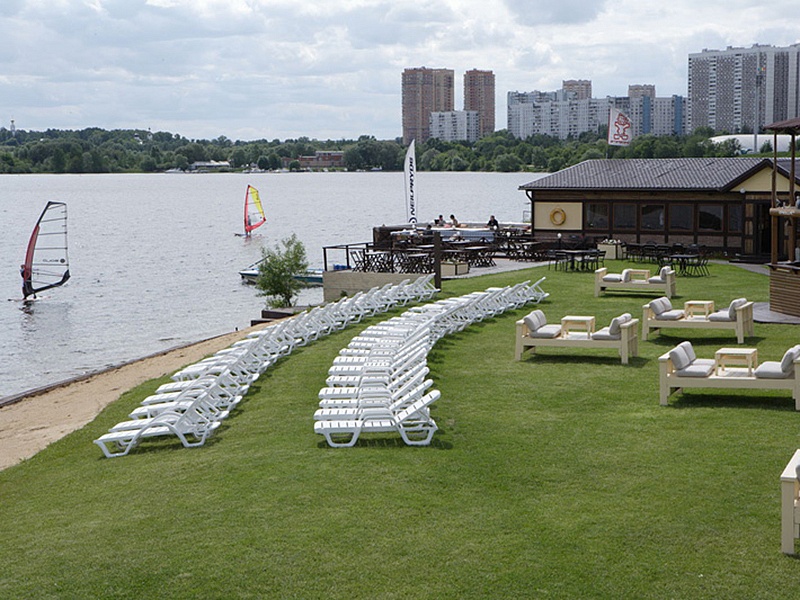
left=0, top=325, right=262, bottom=471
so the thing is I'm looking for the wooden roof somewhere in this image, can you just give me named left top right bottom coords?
left=520, top=158, right=773, bottom=192
left=765, top=117, right=800, bottom=133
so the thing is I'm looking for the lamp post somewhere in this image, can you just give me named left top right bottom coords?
left=557, top=232, right=562, bottom=250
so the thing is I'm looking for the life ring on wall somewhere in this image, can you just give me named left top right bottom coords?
left=549, top=208, right=566, bottom=226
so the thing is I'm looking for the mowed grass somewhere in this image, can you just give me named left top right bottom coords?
left=2, top=261, right=800, bottom=599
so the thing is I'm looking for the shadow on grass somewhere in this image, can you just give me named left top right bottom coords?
left=645, top=334, right=767, bottom=348
left=516, top=353, right=651, bottom=369
left=668, top=391, right=796, bottom=412
left=315, top=436, right=453, bottom=450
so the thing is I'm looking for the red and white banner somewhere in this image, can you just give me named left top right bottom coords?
left=607, top=107, right=632, bottom=146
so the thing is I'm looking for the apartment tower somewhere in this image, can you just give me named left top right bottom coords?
left=463, top=69, right=496, bottom=138
left=402, top=67, right=455, bottom=145
left=562, top=79, right=592, bottom=100
left=688, top=44, right=800, bottom=133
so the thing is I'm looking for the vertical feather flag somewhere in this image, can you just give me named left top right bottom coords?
left=404, top=140, right=417, bottom=224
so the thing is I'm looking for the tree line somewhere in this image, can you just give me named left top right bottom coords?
left=0, top=125, right=758, bottom=175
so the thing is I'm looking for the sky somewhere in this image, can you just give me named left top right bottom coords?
left=1, top=0, right=798, bottom=142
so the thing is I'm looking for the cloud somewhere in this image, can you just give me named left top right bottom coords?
left=0, top=0, right=799, bottom=140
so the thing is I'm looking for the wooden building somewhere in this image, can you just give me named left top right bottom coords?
left=519, top=158, right=800, bottom=260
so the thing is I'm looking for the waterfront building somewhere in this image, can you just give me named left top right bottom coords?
left=464, top=69, right=496, bottom=138
left=611, top=95, right=686, bottom=137
left=519, top=157, right=800, bottom=259
left=688, top=44, right=800, bottom=134
left=429, top=111, right=481, bottom=142
left=402, top=67, right=455, bottom=145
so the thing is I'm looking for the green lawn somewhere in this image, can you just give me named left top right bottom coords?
left=2, top=261, right=800, bottom=599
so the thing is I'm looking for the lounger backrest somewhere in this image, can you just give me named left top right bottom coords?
left=395, top=390, right=441, bottom=422
left=621, top=269, right=632, bottom=283
left=523, top=309, right=545, bottom=332
left=668, top=344, right=692, bottom=370
left=678, top=341, right=697, bottom=362
left=649, top=297, right=672, bottom=316
left=660, top=265, right=672, bottom=279
left=608, top=313, right=632, bottom=336
left=780, top=345, right=800, bottom=374
left=728, top=298, right=748, bottom=320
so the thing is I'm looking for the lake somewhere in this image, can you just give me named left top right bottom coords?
left=0, top=171, right=542, bottom=400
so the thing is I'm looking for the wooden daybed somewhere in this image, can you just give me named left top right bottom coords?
left=642, top=297, right=755, bottom=343
left=594, top=267, right=676, bottom=298
left=515, top=310, right=639, bottom=365
left=781, top=449, right=800, bottom=554
left=658, top=342, right=800, bottom=410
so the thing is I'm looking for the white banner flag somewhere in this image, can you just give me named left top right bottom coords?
left=608, top=107, right=633, bottom=146
left=404, top=140, right=417, bottom=224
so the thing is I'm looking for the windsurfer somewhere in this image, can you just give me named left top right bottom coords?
left=20, top=264, right=35, bottom=300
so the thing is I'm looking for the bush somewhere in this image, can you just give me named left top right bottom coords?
left=255, top=234, right=308, bottom=307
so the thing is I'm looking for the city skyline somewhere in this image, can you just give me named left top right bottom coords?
left=0, top=0, right=798, bottom=141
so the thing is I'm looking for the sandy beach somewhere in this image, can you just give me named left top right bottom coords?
left=0, top=325, right=262, bottom=471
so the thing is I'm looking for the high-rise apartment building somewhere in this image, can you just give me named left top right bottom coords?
left=628, top=84, right=656, bottom=99
left=463, top=69, right=495, bottom=138
left=429, top=111, right=481, bottom=142
left=562, top=79, right=592, bottom=100
left=688, top=44, right=800, bottom=133
left=402, top=67, right=455, bottom=145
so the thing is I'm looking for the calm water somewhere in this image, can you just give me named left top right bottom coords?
left=0, top=171, right=541, bottom=400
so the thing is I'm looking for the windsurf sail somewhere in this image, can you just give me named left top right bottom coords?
left=244, top=184, right=266, bottom=235
left=404, top=140, right=417, bottom=224
left=22, top=201, right=70, bottom=299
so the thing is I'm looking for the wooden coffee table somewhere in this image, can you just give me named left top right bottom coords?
left=684, top=300, right=715, bottom=318
left=715, top=347, right=758, bottom=376
left=561, top=315, right=595, bottom=338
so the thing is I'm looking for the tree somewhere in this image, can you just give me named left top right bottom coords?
left=255, top=234, right=309, bottom=308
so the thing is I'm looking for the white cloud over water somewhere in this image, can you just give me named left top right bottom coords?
left=0, top=0, right=797, bottom=140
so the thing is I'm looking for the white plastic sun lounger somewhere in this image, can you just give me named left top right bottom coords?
left=314, top=390, right=440, bottom=447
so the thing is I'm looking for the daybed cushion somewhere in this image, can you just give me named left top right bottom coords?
left=648, top=266, right=672, bottom=284
left=529, top=324, right=562, bottom=339
left=649, top=297, right=671, bottom=316
left=608, top=313, right=632, bottom=336
left=675, top=363, right=715, bottom=378
left=602, top=273, right=623, bottom=283
left=668, top=345, right=691, bottom=371
left=707, top=310, right=733, bottom=322
left=754, top=362, right=788, bottom=379
left=590, top=327, right=618, bottom=341
left=621, top=269, right=632, bottom=283
left=727, top=297, right=748, bottom=320
left=678, top=341, right=697, bottom=362
left=523, top=310, right=545, bottom=333
left=780, top=345, right=800, bottom=372
left=657, top=309, right=685, bottom=321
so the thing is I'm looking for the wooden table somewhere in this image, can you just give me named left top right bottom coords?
left=714, top=347, right=758, bottom=375
left=560, top=315, right=595, bottom=337
left=684, top=300, right=715, bottom=318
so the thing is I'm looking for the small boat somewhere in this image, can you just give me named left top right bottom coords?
left=238, top=261, right=323, bottom=286
left=240, top=184, right=266, bottom=236
left=21, top=201, right=70, bottom=300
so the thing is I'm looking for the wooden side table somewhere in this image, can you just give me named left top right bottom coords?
left=714, top=347, right=758, bottom=376
left=561, top=315, right=595, bottom=338
left=684, top=300, right=715, bottom=318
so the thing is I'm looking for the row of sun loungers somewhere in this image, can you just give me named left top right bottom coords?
left=94, top=275, right=440, bottom=458
left=315, top=278, right=549, bottom=447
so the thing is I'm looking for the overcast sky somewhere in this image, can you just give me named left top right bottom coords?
left=1, top=0, right=798, bottom=142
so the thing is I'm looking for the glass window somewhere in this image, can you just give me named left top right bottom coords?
left=586, top=203, right=609, bottom=229
left=699, top=205, right=723, bottom=231
left=669, top=204, right=693, bottom=230
left=641, top=205, right=664, bottom=230
left=613, top=204, right=636, bottom=229
left=728, top=205, right=743, bottom=232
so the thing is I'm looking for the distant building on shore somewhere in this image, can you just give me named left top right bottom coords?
left=402, top=67, right=455, bottom=146
left=464, top=69, right=496, bottom=138
left=688, top=44, right=800, bottom=134
left=429, top=110, right=481, bottom=142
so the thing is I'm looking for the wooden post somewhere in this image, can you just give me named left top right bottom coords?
left=433, top=231, right=442, bottom=291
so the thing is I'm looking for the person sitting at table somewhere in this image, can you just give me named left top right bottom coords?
left=449, top=214, right=460, bottom=228
left=487, top=215, right=499, bottom=230
left=434, top=214, right=445, bottom=226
